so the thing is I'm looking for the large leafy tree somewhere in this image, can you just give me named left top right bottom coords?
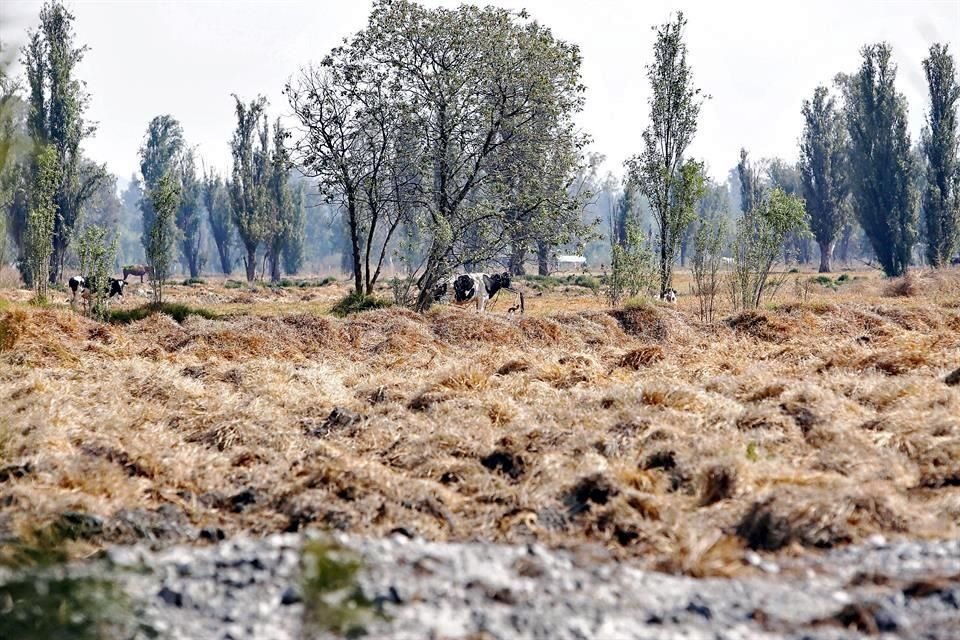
left=139, top=115, right=184, bottom=251
left=839, top=43, right=917, bottom=277
left=316, top=1, right=585, bottom=309
left=625, top=12, right=706, bottom=297
left=229, top=95, right=270, bottom=282
left=799, top=86, right=850, bottom=272
left=921, top=43, right=960, bottom=266
left=22, top=1, right=106, bottom=283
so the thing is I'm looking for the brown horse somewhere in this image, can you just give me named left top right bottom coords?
left=122, top=264, right=152, bottom=283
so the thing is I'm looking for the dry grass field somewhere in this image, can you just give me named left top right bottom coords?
left=1, top=267, right=959, bottom=577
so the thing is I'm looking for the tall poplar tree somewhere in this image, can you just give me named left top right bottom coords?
left=921, top=43, right=960, bottom=266
left=625, top=12, right=706, bottom=297
left=840, top=43, right=916, bottom=277
left=22, top=1, right=106, bottom=283
left=799, top=86, right=850, bottom=272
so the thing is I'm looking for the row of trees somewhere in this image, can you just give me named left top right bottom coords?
left=2, top=2, right=957, bottom=310
left=800, top=43, right=959, bottom=276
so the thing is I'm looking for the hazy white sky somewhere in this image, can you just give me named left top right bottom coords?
left=3, top=0, right=959, bottom=187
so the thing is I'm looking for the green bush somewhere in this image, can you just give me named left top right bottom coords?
left=224, top=279, right=244, bottom=289
left=330, top=292, right=391, bottom=317
left=182, top=278, right=206, bottom=286
left=572, top=275, right=600, bottom=291
left=108, top=303, right=219, bottom=325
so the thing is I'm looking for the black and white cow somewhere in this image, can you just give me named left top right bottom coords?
left=69, top=275, right=126, bottom=304
left=433, top=272, right=524, bottom=313
left=661, top=288, right=678, bottom=304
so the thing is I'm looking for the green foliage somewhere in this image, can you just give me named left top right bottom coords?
left=728, top=188, right=809, bottom=311
left=182, top=277, right=205, bottom=286
left=839, top=43, right=917, bottom=277
left=289, top=1, right=586, bottom=307
left=330, top=291, right=392, bottom=317
left=176, top=149, right=204, bottom=278
left=21, top=1, right=107, bottom=284
left=203, top=169, right=233, bottom=275
left=26, top=144, right=58, bottom=302
left=0, top=573, right=133, bottom=640
left=799, top=85, right=850, bottom=273
left=282, top=181, right=306, bottom=276
left=74, top=225, right=118, bottom=320
left=746, top=441, right=759, bottom=462
left=607, top=222, right=657, bottom=307
left=224, top=279, right=244, bottom=289
left=624, top=12, right=706, bottom=296
left=301, top=539, right=378, bottom=636
left=921, top=43, right=960, bottom=267
left=146, top=174, right=179, bottom=304
left=107, top=302, right=218, bottom=325
left=691, top=214, right=727, bottom=322
left=229, top=94, right=270, bottom=282
left=139, top=115, right=184, bottom=251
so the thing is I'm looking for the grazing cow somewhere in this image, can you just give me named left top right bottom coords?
left=122, top=264, right=151, bottom=283
left=69, top=275, right=126, bottom=304
left=433, top=272, right=524, bottom=313
left=661, top=288, right=678, bottom=304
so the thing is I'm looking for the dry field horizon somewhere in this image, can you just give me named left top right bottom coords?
left=1, top=266, right=959, bottom=577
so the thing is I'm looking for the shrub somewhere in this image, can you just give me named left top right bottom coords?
left=330, top=292, right=392, bottom=317
left=727, top=188, right=809, bottom=311
left=75, top=226, right=119, bottom=320
left=607, top=223, right=657, bottom=307
left=224, top=279, right=244, bottom=289
left=182, top=277, right=205, bottom=286
left=691, top=215, right=727, bottom=322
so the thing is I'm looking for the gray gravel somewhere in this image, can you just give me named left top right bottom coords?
left=3, top=534, right=959, bottom=639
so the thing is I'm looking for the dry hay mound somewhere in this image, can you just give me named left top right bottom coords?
left=609, top=306, right=669, bottom=342
left=734, top=486, right=927, bottom=551
left=725, top=310, right=801, bottom=342
left=429, top=308, right=524, bottom=345
left=343, top=307, right=438, bottom=356
left=0, top=306, right=95, bottom=367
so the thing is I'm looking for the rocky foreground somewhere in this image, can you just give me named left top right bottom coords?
left=3, top=533, right=960, bottom=639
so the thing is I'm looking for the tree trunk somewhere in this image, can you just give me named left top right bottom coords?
left=347, top=202, right=363, bottom=295
left=659, top=232, right=670, bottom=297
left=537, top=241, right=550, bottom=276
left=270, top=249, right=281, bottom=283
left=509, top=244, right=527, bottom=276
left=217, top=244, right=231, bottom=275
left=818, top=239, right=833, bottom=273
left=49, top=235, right=68, bottom=284
left=244, top=244, right=256, bottom=282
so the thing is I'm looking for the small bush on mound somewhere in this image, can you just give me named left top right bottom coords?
left=108, top=303, right=219, bottom=325
left=330, top=292, right=391, bottom=317
left=182, top=277, right=205, bottom=286
left=224, top=279, right=245, bottom=289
